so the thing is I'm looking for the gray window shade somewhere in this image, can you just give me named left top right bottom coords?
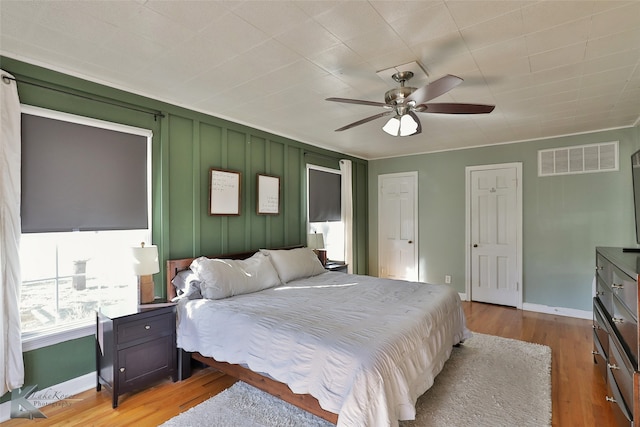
left=308, top=169, right=341, bottom=222
left=21, top=113, right=148, bottom=233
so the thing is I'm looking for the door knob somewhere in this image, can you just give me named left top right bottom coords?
left=473, top=244, right=478, bottom=247
left=408, top=240, right=413, bottom=244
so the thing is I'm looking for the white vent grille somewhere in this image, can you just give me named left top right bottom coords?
left=538, top=141, right=618, bottom=177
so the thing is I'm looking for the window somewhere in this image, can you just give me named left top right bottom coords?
left=20, top=106, right=152, bottom=345
left=20, top=230, right=147, bottom=335
left=307, top=165, right=344, bottom=261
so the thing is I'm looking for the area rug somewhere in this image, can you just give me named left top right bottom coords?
left=160, top=333, right=551, bottom=427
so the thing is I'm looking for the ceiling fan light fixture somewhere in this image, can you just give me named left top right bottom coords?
left=327, top=72, right=494, bottom=134
left=382, top=116, right=401, bottom=136
left=383, top=114, right=419, bottom=137
left=400, top=114, right=419, bottom=136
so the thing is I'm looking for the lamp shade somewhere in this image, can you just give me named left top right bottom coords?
left=382, top=114, right=419, bottom=137
left=382, top=116, right=401, bottom=136
left=131, top=244, right=159, bottom=275
left=307, top=233, right=325, bottom=250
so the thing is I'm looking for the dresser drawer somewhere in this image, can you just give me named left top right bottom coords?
left=596, top=277, right=614, bottom=318
left=593, top=329, right=608, bottom=379
left=611, top=297, right=638, bottom=366
left=611, top=264, right=638, bottom=319
left=609, top=335, right=635, bottom=417
left=597, top=253, right=614, bottom=285
left=117, top=312, right=173, bottom=346
left=594, top=299, right=610, bottom=357
left=606, top=368, right=633, bottom=427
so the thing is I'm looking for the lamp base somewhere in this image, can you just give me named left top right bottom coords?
left=138, top=275, right=155, bottom=304
left=313, top=249, right=327, bottom=266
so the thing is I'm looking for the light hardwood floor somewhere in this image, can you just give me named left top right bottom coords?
left=4, top=301, right=615, bottom=427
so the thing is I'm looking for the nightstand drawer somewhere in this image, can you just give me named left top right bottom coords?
left=117, top=312, right=173, bottom=345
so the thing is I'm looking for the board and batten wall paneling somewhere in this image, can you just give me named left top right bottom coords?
left=354, top=161, right=369, bottom=274
left=250, top=136, right=267, bottom=249
left=287, top=145, right=305, bottom=246
left=167, top=115, right=197, bottom=259
left=266, top=140, right=287, bottom=249
left=199, top=121, right=224, bottom=256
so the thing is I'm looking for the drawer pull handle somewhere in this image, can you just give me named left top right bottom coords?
left=611, top=283, right=624, bottom=290
left=612, top=317, right=624, bottom=324
left=145, top=325, right=151, bottom=330
left=607, top=363, right=619, bottom=370
left=119, top=367, right=125, bottom=373
left=605, top=396, right=616, bottom=403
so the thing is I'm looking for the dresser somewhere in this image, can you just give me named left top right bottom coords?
left=96, top=304, right=177, bottom=408
left=594, top=247, right=640, bottom=426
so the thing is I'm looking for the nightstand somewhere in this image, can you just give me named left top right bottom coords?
left=325, top=261, right=348, bottom=273
left=96, top=304, right=177, bottom=408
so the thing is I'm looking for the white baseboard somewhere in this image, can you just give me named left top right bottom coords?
left=458, top=293, right=591, bottom=320
left=0, top=372, right=95, bottom=422
left=522, top=302, right=592, bottom=320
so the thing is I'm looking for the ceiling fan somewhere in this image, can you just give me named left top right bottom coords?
left=326, top=71, right=495, bottom=137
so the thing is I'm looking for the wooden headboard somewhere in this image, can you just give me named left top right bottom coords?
left=165, top=245, right=303, bottom=300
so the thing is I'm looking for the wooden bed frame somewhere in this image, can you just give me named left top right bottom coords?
left=165, top=247, right=339, bottom=424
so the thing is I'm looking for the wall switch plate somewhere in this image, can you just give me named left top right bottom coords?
left=445, top=275, right=451, bottom=284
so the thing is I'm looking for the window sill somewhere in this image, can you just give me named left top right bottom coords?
left=22, top=322, right=94, bottom=352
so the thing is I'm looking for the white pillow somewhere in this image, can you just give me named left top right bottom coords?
left=190, top=252, right=281, bottom=300
left=260, top=247, right=326, bottom=283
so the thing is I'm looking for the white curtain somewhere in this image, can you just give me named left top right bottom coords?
left=1, top=70, right=24, bottom=395
left=340, top=159, right=353, bottom=273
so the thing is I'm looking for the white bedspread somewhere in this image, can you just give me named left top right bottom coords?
left=176, top=272, right=471, bottom=427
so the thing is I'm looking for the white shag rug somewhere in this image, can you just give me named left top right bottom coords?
left=160, top=333, right=551, bottom=427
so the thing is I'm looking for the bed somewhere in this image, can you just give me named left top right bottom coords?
left=166, top=246, right=470, bottom=427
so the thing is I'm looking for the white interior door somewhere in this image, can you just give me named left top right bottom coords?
left=466, top=164, right=522, bottom=308
left=378, top=172, right=418, bottom=281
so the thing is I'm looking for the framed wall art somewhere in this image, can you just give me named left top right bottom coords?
left=257, top=174, right=280, bottom=215
left=209, top=168, right=241, bottom=215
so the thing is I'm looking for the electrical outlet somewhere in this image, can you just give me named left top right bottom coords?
left=445, top=275, right=451, bottom=284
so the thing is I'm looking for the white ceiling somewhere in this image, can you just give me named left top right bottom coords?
left=1, top=1, right=639, bottom=160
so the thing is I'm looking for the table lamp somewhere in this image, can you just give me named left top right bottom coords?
left=307, top=232, right=327, bottom=266
left=131, top=242, right=159, bottom=304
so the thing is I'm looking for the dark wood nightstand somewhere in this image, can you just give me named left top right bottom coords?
left=96, top=304, right=177, bottom=408
left=325, top=261, right=348, bottom=273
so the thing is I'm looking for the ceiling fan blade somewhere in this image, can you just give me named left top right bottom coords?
left=406, top=74, right=463, bottom=105
left=326, top=97, right=390, bottom=108
left=335, top=111, right=393, bottom=131
left=419, top=103, right=495, bottom=114
left=407, top=111, right=422, bottom=135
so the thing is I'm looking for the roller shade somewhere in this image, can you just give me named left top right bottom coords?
left=21, top=113, right=149, bottom=233
left=308, top=168, right=341, bottom=222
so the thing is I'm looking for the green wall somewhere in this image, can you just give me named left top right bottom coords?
left=369, top=125, right=640, bottom=312
left=0, top=56, right=368, bottom=399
